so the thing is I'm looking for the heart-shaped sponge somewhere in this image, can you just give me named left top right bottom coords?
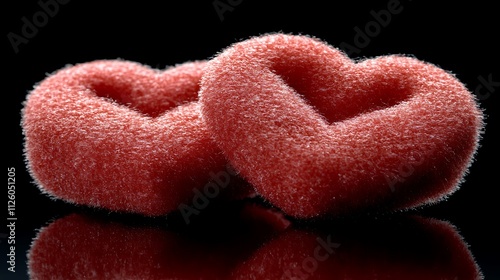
left=200, top=34, right=483, bottom=218
left=22, top=60, right=231, bottom=216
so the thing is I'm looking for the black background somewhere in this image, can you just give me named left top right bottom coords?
left=4, top=0, right=498, bottom=279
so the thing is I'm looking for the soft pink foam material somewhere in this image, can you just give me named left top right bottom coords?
left=22, top=60, right=229, bottom=216
left=200, top=34, right=483, bottom=218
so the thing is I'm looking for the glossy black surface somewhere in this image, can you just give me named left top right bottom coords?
left=26, top=202, right=481, bottom=279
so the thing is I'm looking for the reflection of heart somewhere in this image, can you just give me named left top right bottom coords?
left=28, top=208, right=480, bottom=279
left=22, top=60, right=229, bottom=215
left=200, top=34, right=483, bottom=217
left=231, top=216, right=481, bottom=279
left=28, top=203, right=290, bottom=279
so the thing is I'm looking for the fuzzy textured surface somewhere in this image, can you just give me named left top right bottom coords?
left=22, top=60, right=232, bottom=216
left=200, top=34, right=484, bottom=218
left=230, top=217, right=482, bottom=279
